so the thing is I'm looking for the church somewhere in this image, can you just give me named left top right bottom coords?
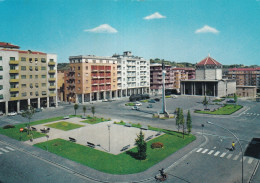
left=180, top=56, right=236, bottom=97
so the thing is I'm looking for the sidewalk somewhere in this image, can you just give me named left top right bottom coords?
left=0, top=133, right=206, bottom=182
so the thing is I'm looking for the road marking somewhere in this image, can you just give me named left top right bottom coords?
left=5, top=147, right=15, bottom=151
left=208, top=150, right=214, bottom=155
left=220, top=152, right=226, bottom=158
left=233, top=155, right=239, bottom=160
left=241, top=157, right=247, bottom=162
left=0, top=148, right=9, bottom=153
left=202, top=149, right=208, bottom=154
left=213, top=147, right=216, bottom=149
left=196, top=148, right=203, bottom=152
left=214, top=151, right=220, bottom=156
left=248, top=158, right=254, bottom=164
left=226, top=154, right=233, bottom=159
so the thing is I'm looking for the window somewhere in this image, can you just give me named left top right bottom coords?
left=0, top=94, right=3, bottom=99
left=10, top=65, right=16, bottom=70
left=22, top=84, right=26, bottom=88
left=78, top=66, right=80, bottom=70
left=78, top=73, right=80, bottom=77
left=42, top=83, right=46, bottom=87
left=0, top=85, right=3, bottom=90
left=49, top=59, right=54, bottom=62
left=10, top=57, right=15, bottom=61
left=0, top=56, right=2, bottom=60
left=29, top=58, right=32, bottom=63
left=35, top=91, right=39, bottom=96
left=41, top=66, right=46, bottom=70
left=50, top=82, right=55, bottom=86
left=35, top=75, right=38, bottom=79
left=85, top=66, right=88, bottom=70
left=0, top=66, right=3, bottom=71
left=30, top=92, right=33, bottom=96
left=35, top=83, right=39, bottom=88
left=21, top=57, right=26, bottom=61
left=78, top=80, right=81, bottom=84
left=30, top=75, right=33, bottom=79
left=30, top=83, right=33, bottom=88
left=42, top=91, right=47, bottom=96
left=22, top=92, right=27, bottom=97
left=35, top=66, right=38, bottom=71
left=21, top=66, right=26, bottom=71
left=21, top=75, right=26, bottom=79
left=35, top=58, right=38, bottom=62
left=0, top=75, right=2, bottom=79
left=41, top=75, right=46, bottom=78
left=41, top=58, right=46, bottom=63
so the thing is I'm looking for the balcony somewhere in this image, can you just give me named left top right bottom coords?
left=49, top=93, right=56, bottom=97
left=48, top=70, right=56, bottom=74
left=105, top=75, right=111, bottom=78
left=10, top=96, right=19, bottom=101
left=105, top=69, right=111, bottom=72
left=10, top=88, right=19, bottom=92
left=91, top=82, right=98, bottom=85
left=49, top=86, right=56, bottom=90
left=69, top=70, right=75, bottom=73
left=48, top=62, right=55, bottom=66
left=48, top=78, right=56, bottom=82
left=9, top=70, right=19, bottom=74
left=9, top=60, right=19, bottom=65
left=10, top=79, right=19, bottom=83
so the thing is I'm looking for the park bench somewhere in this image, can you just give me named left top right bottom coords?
left=141, top=125, right=148, bottom=130
left=64, top=116, right=70, bottom=119
left=155, top=131, right=162, bottom=136
left=121, top=144, right=130, bottom=152
left=81, top=115, right=86, bottom=119
left=31, top=127, right=37, bottom=131
left=125, top=123, right=132, bottom=127
left=87, top=142, right=95, bottom=148
left=40, top=128, right=50, bottom=133
left=145, top=135, right=153, bottom=141
left=69, top=137, right=76, bottom=142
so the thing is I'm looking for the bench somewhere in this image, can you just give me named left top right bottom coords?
left=69, top=137, right=76, bottom=142
left=155, top=132, right=162, bottom=136
left=87, top=142, right=95, bottom=148
left=145, top=135, right=153, bottom=141
left=141, top=125, right=148, bottom=130
left=31, top=127, right=37, bottom=131
left=81, top=115, right=86, bottom=119
left=121, top=144, right=130, bottom=152
left=40, top=128, right=50, bottom=133
left=64, top=116, right=70, bottom=119
left=125, top=123, right=132, bottom=127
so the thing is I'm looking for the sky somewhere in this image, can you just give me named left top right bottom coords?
left=0, top=0, right=259, bottom=65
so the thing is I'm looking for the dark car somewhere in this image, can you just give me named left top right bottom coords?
left=226, top=99, right=236, bottom=103
left=154, top=98, right=160, bottom=102
left=147, top=104, right=153, bottom=108
left=148, top=99, right=156, bottom=103
left=35, top=108, right=42, bottom=112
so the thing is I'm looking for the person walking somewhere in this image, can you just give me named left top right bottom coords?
left=232, top=141, right=235, bottom=151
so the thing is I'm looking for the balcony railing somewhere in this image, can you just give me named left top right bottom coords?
left=10, top=88, right=19, bottom=92
left=10, top=79, right=19, bottom=83
left=10, top=96, right=19, bottom=101
left=48, top=70, right=56, bottom=74
left=48, top=62, right=55, bottom=66
left=9, top=60, right=19, bottom=65
left=9, top=70, right=19, bottom=74
left=49, top=93, right=56, bottom=97
left=48, top=78, right=56, bottom=82
left=49, top=86, right=56, bottom=90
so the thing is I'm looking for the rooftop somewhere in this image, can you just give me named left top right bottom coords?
left=228, top=68, right=260, bottom=71
left=0, top=42, right=20, bottom=49
left=196, top=56, right=222, bottom=66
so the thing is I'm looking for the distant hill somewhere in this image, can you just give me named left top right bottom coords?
left=57, top=63, right=70, bottom=71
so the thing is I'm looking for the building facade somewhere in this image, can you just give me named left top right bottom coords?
left=64, top=55, right=117, bottom=103
left=57, top=70, right=65, bottom=102
left=112, top=51, right=150, bottom=97
left=181, top=56, right=236, bottom=97
left=0, top=42, right=57, bottom=114
left=171, top=68, right=192, bottom=93
left=236, top=85, right=257, bottom=98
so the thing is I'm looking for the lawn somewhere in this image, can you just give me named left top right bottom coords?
left=34, top=130, right=195, bottom=174
left=125, top=102, right=135, bottom=106
left=140, top=100, right=149, bottom=103
left=195, top=104, right=243, bottom=115
left=45, top=121, right=84, bottom=131
left=114, top=121, right=142, bottom=128
left=212, top=99, right=225, bottom=102
left=81, top=116, right=109, bottom=124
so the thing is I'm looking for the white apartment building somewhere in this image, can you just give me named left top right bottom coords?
left=112, top=51, right=150, bottom=97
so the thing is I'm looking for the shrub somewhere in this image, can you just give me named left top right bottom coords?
left=151, top=142, right=164, bottom=149
left=3, top=125, right=15, bottom=129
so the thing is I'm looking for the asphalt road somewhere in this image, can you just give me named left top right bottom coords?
left=0, top=95, right=259, bottom=183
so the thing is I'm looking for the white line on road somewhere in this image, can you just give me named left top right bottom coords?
left=220, top=152, right=226, bottom=158
left=202, top=149, right=208, bottom=154
left=233, top=155, right=239, bottom=160
left=5, top=146, right=15, bottom=151
left=226, top=154, right=233, bottom=159
left=248, top=158, right=254, bottom=164
left=240, top=157, right=247, bottom=162
left=196, top=148, right=203, bottom=153
left=208, top=150, right=214, bottom=155
left=0, top=148, right=9, bottom=153
left=214, top=151, right=220, bottom=156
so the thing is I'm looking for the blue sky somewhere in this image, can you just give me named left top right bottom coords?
left=0, top=0, right=259, bottom=65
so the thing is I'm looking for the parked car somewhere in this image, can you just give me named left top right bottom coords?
left=0, top=111, right=4, bottom=116
left=8, top=112, right=17, bottom=116
left=17, top=110, right=25, bottom=115
left=172, top=95, right=178, bottom=99
left=102, top=99, right=108, bottom=102
left=226, top=99, right=236, bottom=103
left=35, top=108, right=42, bottom=112
left=147, top=104, right=153, bottom=108
left=148, top=99, right=156, bottom=103
left=135, top=102, right=142, bottom=106
left=131, top=106, right=140, bottom=110
left=154, top=98, right=160, bottom=102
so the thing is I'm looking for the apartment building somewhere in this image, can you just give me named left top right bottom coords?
left=171, top=68, right=191, bottom=93
left=64, top=55, right=117, bottom=103
left=57, top=70, right=65, bottom=102
left=227, top=68, right=260, bottom=91
left=150, top=63, right=173, bottom=95
left=0, top=42, right=57, bottom=114
left=112, top=51, right=150, bottom=97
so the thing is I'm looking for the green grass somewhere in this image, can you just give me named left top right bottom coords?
left=45, top=121, right=84, bottom=131
left=140, top=100, right=149, bottom=103
left=34, top=131, right=195, bottom=174
left=212, top=99, right=225, bottom=102
left=125, top=102, right=135, bottom=106
left=114, top=121, right=142, bottom=128
left=195, top=104, right=243, bottom=115
left=81, top=116, right=109, bottom=124
left=165, top=95, right=172, bottom=98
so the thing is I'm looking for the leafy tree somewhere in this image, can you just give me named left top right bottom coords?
left=175, top=108, right=180, bottom=132
left=202, top=96, right=208, bottom=109
left=135, top=130, right=147, bottom=160
left=234, top=94, right=237, bottom=104
left=83, top=105, right=87, bottom=116
left=74, top=104, right=79, bottom=116
left=179, top=108, right=185, bottom=138
left=186, top=110, right=192, bottom=135
left=91, top=106, right=95, bottom=117
left=21, top=105, right=35, bottom=135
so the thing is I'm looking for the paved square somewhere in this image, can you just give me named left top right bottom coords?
left=25, top=117, right=162, bottom=155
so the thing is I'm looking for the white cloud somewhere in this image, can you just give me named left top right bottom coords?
left=195, top=25, right=219, bottom=34
left=84, top=24, right=118, bottom=33
left=143, top=12, right=166, bottom=20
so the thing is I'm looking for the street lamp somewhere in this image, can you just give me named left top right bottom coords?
left=201, top=124, right=204, bottom=135
left=207, top=121, right=244, bottom=183
left=107, top=125, right=111, bottom=152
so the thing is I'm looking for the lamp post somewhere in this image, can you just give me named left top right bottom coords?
left=107, top=125, right=111, bottom=152
left=207, top=121, right=243, bottom=183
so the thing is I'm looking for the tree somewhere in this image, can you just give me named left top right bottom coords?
left=234, top=94, right=237, bottom=104
left=21, top=105, right=35, bottom=135
left=91, top=106, right=95, bottom=117
left=74, top=104, right=79, bottom=116
left=202, top=96, right=208, bottom=109
left=179, top=108, right=185, bottom=139
left=175, top=108, right=180, bottom=132
left=83, top=105, right=87, bottom=116
left=135, top=130, right=147, bottom=160
left=186, top=110, right=192, bottom=135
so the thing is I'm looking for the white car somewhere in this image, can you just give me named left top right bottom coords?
left=172, top=95, right=178, bottom=99
left=135, top=102, right=142, bottom=106
left=8, top=112, right=17, bottom=116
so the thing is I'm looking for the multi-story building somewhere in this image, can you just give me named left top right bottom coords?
left=64, top=55, right=117, bottom=103
left=150, top=64, right=173, bottom=95
left=171, top=68, right=191, bottom=93
left=0, top=42, right=57, bottom=114
left=57, top=70, right=65, bottom=102
left=112, top=51, right=150, bottom=97
left=227, top=68, right=260, bottom=91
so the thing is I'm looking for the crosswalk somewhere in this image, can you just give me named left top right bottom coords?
left=195, top=147, right=255, bottom=164
left=243, top=113, right=260, bottom=117
left=0, top=146, right=15, bottom=155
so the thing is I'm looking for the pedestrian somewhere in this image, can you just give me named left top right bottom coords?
left=232, top=141, right=235, bottom=151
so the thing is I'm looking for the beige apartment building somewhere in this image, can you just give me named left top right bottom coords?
left=64, top=55, right=117, bottom=103
left=0, top=42, right=57, bottom=114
